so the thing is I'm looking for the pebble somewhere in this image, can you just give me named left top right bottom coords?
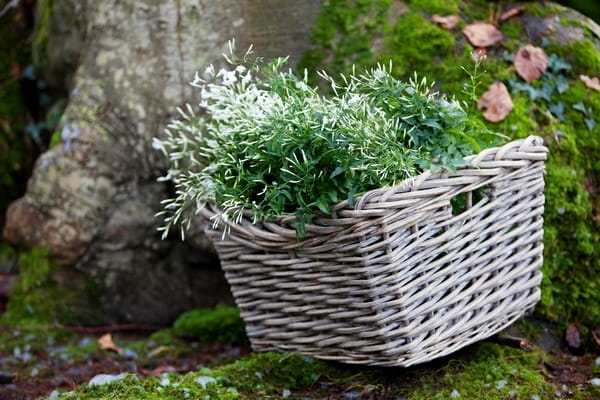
left=88, top=372, right=129, bottom=386
left=589, top=378, right=600, bottom=386
left=194, top=375, right=216, bottom=388
left=122, top=348, right=138, bottom=360
left=450, top=389, right=460, bottom=398
left=159, top=376, right=170, bottom=387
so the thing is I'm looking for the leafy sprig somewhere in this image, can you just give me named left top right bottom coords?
left=155, top=43, right=502, bottom=238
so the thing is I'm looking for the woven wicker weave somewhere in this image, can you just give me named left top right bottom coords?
left=201, top=135, right=548, bottom=367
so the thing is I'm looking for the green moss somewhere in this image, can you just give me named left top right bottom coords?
left=405, top=0, right=459, bottom=15
left=32, top=0, right=55, bottom=65
left=406, top=343, right=554, bottom=400
left=549, top=40, right=600, bottom=76
left=1, top=248, right=94, bottom=326
left=383, top=12, right=456, bottom=77
left=172, top=305, right=247, bottom=344
left=525, top=1, right=567, bottom=18
left=54, top=352, right=329, bottom=399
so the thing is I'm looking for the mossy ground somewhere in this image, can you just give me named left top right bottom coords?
left=1, top=304, right=599, bottom=399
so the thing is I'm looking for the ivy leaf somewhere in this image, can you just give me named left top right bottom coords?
left=514, top=45, right=548, bottom=83
left=572, top=101, right=588, bottom=115
left=585, top=117, right=596, bottom=132
left=547, top=54, right=572, bottom=74
left=556, top=75, right=570, bottom=94
left=549, top=102, right=565, bottom=121
left=539, top=81, right=555, bottom=102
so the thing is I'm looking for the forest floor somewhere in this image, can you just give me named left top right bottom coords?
left=1, top=315, right=599, bottom=400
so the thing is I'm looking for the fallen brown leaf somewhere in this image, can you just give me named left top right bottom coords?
left=565, top=324, right=581, bottom=349
left=499, top=5, right=526, bottom=22
left=580, top=74, right=600, bottom=91
left=463, top=22, right=504, bottom=47
left=98, top=332, right=122, bottom=354
left=431, top=14, right=460, bottom=30
left=477, top=81, right=514, bottom=122
left=514, top=45, right=548, bottom=83
left=591, top=327, right=600, bottom=348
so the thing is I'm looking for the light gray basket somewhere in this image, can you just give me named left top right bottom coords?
left=201, top=136, right=548, bottom=367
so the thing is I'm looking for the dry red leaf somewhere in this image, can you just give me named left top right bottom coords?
left=565, top=324, right=581, bottom=349
left=580, top=74, right=600, bottom=91
left=499, top=5, right=526, bottom=22
left=98, top=333, right=122, bottom=354
left=477, top=82, right=514, bottom=122
left=431, top=14, right=460, bottom=30
left=514, top=45, right=548, bottom=83
left=462, top=22, right=504, bottom=47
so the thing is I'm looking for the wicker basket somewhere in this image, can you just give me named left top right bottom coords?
left=201, top=135, right=548, bottom=367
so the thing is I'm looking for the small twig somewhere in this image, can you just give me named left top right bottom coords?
left=486, top=334, right=534, bottom=351
left=0, top=0, right=20, bottom=19
left=0, top=323, right=168, bottom=334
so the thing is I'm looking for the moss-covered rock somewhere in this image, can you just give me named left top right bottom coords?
left=1, top=247, right=103, bottom=326
left=172, top=305, right=247, bottom=345
left=300, top=0, right=600, bottom=327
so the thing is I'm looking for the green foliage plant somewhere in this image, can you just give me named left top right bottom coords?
left=156, top=42, right=501, bottom=238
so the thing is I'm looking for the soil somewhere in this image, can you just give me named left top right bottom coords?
left=0, top=328, right=250, bottom=400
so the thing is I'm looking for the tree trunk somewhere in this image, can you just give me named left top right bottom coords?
left=3, top=0, right=321, bottom=324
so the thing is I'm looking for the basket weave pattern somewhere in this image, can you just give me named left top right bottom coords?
left=201, top=136, right=548, bottom=367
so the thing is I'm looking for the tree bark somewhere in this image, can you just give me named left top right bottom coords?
left=3, top=0, right=321, bottom=324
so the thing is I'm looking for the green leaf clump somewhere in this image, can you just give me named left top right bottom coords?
left=172, top=305, right=247, bottom=344
left=156, top=44, right=501, bottom=238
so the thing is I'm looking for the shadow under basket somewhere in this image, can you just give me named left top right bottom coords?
left=201, top=136, right=548, bottom=367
